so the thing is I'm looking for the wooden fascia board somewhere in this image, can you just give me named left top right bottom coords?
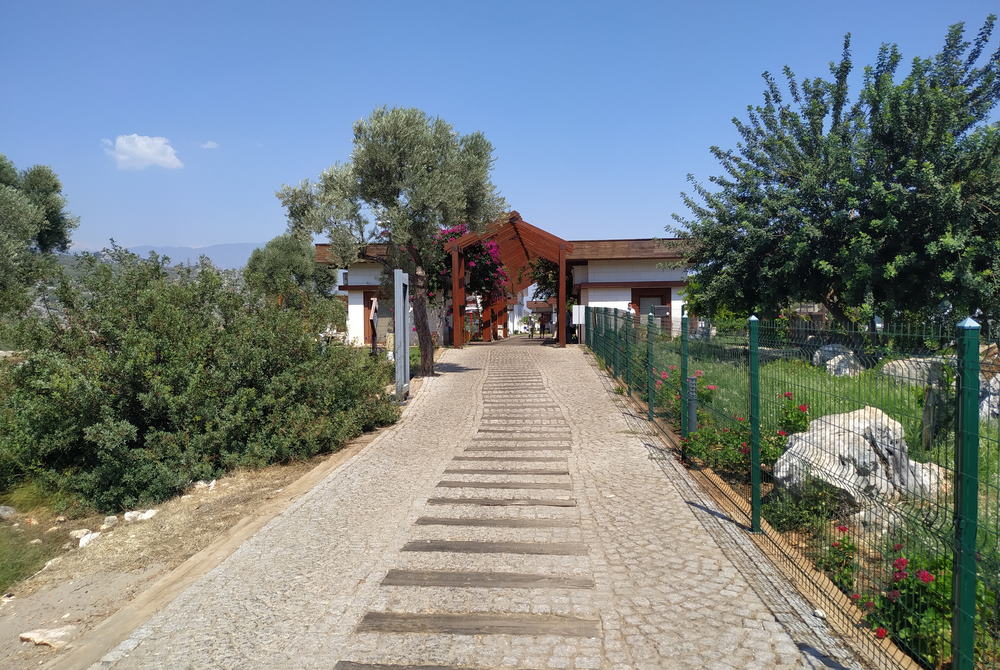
left=575, top=281, right=686, bottom=289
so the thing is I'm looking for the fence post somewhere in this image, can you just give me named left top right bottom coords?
left=647, top=310, right=655, bottom=422
left=686, top=376, right=698, bottom=433
left=623, top=312, right=631, bottom=391
left=748, top=316, right=762, bottom=533
left=680, top=313, right=690, bottom=437
left=952, top=317, right=980, bottom=670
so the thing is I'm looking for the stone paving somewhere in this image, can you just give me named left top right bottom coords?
left=96, top=339, right=864, bottom=669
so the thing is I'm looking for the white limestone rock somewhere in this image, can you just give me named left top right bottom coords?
left=826, top=353, right=864, bottom=377
left=812, top=343, right=851, bottom=367
left=79, top=531, right=101, bottom=548
left=123, top=511, right=141, bottom=522
left=880, top=357, right=944, bottom=387
left=981, top=375, right=1000, bottom=419
left=19, top=625, right=79, bottom=649
left=99, top=516, right=118, bottom=531
left=772, top=406, right=948, bottom=506
left=0, top=505, right=16, bottom=520
left=68, top=529, right=90, bottom=540
left=137, top=509, right=157, bottom=521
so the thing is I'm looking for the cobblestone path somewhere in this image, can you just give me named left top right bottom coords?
left=97, top=340, right=863, bottom=670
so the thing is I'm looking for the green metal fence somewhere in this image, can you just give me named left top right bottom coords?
left=585, top=306, right=1000, bottom=670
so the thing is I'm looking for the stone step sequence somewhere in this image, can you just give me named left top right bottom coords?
left=381, top=569, right=594, bottom=589
left=414, top=517, right=578, bottom=528
left=355, top=612, right=599, bottom=637
left=437, top=480, right=573, bottom=490
left=443, top=468, right=570, bottom=475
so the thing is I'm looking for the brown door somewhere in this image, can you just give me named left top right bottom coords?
left=363, top=290, right=378, bottom=345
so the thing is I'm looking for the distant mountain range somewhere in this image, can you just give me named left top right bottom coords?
left=127, top=243, right=264, bottom=270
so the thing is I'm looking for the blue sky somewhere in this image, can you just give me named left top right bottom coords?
left=2, top=1, right=996, bottom=249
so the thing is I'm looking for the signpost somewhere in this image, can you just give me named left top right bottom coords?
left=393, top=269, right=410, bottom=401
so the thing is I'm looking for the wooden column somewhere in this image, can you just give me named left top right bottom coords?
left=483, top=305, right=493, bottom=342
left=451, top=248, right=464, bottom=348
left=502, top=309, right=509, bottom=338
left=558, top=245, right=567, bottom=347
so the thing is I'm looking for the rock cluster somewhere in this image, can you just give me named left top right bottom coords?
left=773, top=406, right=948, bottom=507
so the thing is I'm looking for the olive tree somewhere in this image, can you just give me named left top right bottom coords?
left=277, top=107, right=505, bottom=375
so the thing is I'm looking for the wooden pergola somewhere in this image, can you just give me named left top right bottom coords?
left=445, top=211, right=572, bottom=347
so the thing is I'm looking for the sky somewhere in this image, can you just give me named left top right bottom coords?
left=2, top=1, right=997, bottom=249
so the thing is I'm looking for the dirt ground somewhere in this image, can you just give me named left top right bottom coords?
left=0, top=455, right=332, bottom=669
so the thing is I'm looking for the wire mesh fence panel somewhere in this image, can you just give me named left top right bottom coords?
left=584, top=307, right=1000, bottom=669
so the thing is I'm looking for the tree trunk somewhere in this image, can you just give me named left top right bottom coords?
left=409, top=266, right=436, bottom=377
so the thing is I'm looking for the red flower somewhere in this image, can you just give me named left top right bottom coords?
left=798, top=404, right=809, bottom=413
left=893, top=571, right=908, bottom=582
left=661, top=371, right=669, bottom=380
left=850, top=593, right=861, bottom=602
left=875, top=627, right=887, bottom=640
left=655, top=380, right=663, bottom=388
left=893, top=543, right=904, bottom=551
left=668, top=365, right=678, bottom=371
left=706, top=385, right=718, bottom=391
left=886, top=590, right=901, bottom=602
left=783, top=391, right=793, bottom=398
left=831, top=541, right=841, bottom=548
left=736, top=416, right=745, bottom=422
left=916, top=570, right=935, bottom=583
left=864, top=600, right=875, bottom=609
left=892, top=557, right=908, bottom=571
left=694, top=369, right=704, bottom=377
left=740, top=442, right=750, bottom=455
left=777, top=430, right=788, bottom=436
left=836, top=525, right=849, bottom=533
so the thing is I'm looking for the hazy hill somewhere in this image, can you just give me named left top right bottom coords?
left=127, top=243, right=263, bottom=270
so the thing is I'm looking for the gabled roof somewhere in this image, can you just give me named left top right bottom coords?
left=446, top=211, right=572, bottom=295
left=314, top=243, right=387, bottom=265
left=566, top=238, right=687, bottom=262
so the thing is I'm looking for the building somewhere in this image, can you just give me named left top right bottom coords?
left=317, top=212, right=691, bottom=348
left=568, top=238, right=687, bottom=334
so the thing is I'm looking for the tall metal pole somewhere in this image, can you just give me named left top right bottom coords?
left=680, top=313, right=690, bottom=437
left=748, top=315, right=761, bottom=533
left=952, top=317, right=980, bottom=670
left=647, top=309, right=655, bottom=421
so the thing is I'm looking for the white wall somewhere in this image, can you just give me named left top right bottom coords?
left=345, top=262, right=381, bottom=286
left=585, top=287, right=632, bottom=310
left=586, top=259, right=686, bottom=283
left=670, top=287, right=686, bottom=335
left=346, top=290, right=365, bottom=345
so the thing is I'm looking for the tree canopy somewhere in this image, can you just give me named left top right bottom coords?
left=673, top=17, right=1000, bottom=329
left=277, top=106, right=505, bottom=375
left=0, top=154, right=77, bottom=316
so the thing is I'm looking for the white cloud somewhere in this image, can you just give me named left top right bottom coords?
left=102, top=134, right=183, bottom=170
left=200, top=140, right=219, bottom=149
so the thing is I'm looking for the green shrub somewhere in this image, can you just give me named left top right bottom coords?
left=0, top=249, right=397, bottom=511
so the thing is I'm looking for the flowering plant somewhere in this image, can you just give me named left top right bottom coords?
left=777, top=391, right=810, bottom=434
left=426, top=224, right=509, bottom=304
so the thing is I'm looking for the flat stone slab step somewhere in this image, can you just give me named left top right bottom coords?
left=471, top=437, right=571, bottom=442
left=355, top=612, right=600, bottom=637
left=401, top=540, right=587, bottom=555
left=437, top=481, right=573, bottom=490
left=381, top=569, right=595, bottom=589
left=443, top=468, right=570, bottom=475
left=427, top=497, right=576, bottom=507
left=464, top=445, right=571, bottom=452
left=336, top=663, right=543, bottom=670
left=451, top=456, right=567, bottom=462
left=414, top=517, right=578, bottom=528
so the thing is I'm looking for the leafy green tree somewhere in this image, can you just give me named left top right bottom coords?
left=0, top=154, right=77, bottom=316
left=0, top=248, right=395, bottom=510
left=244, top=234, right=344, bottom=328
left=277, top=107, right=505, bottom=375
left=673, top=17, right=1000, bottom=330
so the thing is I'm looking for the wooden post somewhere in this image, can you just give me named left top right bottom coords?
left=502, top=309, right=509, bottom=338
left=484, top=306, right=493, bottom=342
left=451, top=248, right=464, bottom=348
left=558, top=245, right=567, bottom=347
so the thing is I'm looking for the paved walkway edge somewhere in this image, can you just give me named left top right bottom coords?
left=45, top=358, right=444, bottom=670
left=582, top=348, right=883, bottom=669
